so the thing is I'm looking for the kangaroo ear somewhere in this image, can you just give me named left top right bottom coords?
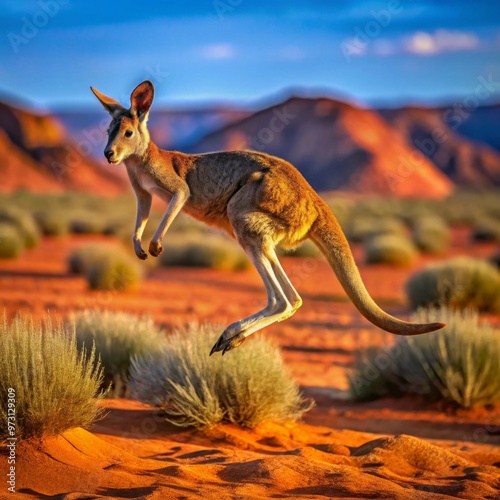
left=130, top=80, right=154, bottom=121
left=90, top=86, right=125, bottom=116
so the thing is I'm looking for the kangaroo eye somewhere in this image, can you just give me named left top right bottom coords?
left=125, top=130, right=133, bottom=138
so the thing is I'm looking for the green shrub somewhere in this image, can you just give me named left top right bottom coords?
left=346, top=216, right=407, bottom=243
left=73, top=310, right=165, bottom=396
left=324, top=197, right=354, bottom=228
left=0, top=223, right=25, bottom=259
left=349, top=308, right=500, bottom=408
left=69, top=211, right=107, bottom=234
left=102, top=218, right=130, bottom=237
left=67, top=243, right=120, bottom=274
left=0, top=313, right=105, bottom=440
left=160, top=234, right=250, bottom=271
left=86, top=252, right=142, bottom=291
left=130, top=323, right=313, bottom=428
left=406, top=257, right=500, bottom=313
left=0, top=207, right=40, bottom=249
left=412, top=216, right=450, bottom=254
left=472, top=218, right=500, bottom=242
left=364, top=234, right=417, bottom=266
left=35, top=209, right=70, bottom=236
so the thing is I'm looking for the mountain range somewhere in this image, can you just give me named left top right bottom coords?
left=0, top=101, right=126, bottom=194
left=0, top=93, right=498, bottom=197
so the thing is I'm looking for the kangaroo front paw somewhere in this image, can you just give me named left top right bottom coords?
left=149, top=240, right=163, bottom=257
left=210, top=332, right=246, bottom=356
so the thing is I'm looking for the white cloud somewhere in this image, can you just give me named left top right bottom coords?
left=200, top=43, right=236, bottom=60
left=404, top=30, right=480, bottom=55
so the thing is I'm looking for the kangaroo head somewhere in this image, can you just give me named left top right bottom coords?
left=90, top=80, right=154, bottom=164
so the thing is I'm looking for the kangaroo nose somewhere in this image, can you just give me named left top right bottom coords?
left=104, top=150, right=115, bottom=160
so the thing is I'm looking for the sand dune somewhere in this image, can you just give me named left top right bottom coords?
left=1, top=230, right=499, bottom=499
left=7, top=399, right=500, bottom=499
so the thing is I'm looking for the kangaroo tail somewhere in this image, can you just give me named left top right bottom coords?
left=309, top=205, right=445, bottom=336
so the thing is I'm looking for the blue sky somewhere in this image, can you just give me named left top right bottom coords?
left=1, top=0, right=499, bottom=109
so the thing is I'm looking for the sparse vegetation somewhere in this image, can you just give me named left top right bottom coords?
left=0, top=207, right=40, bottom=249
left=70, top=211, right=108, bottom=234
left=68, top=243, right=142, bottom=291
left=412, top=216, right=450, bottom=254
left=406, top=257, right=500, bottom=313
left=364, top=234, right=417, bottom=266
left=345, top=216, right=407, bottom=243
left=86, top=252, right=142, bottom=291
left=160, top=234, right=250, bottom=271
left=472, top=218, right=500, bottom=242
left=0, top=313, right=106, bottom=440
left=35, top=209, right=70, bottom=236
left=349, top=308, right=500, bottom=408
left=130, top=323, right=313, bottom=428
left=0, top=223, right=25, bottom=259
left=67, top=244, right=117, bottom=274
left=73, top=310, right=165, bottom=396
left=0, top=192, right=138, bottom=238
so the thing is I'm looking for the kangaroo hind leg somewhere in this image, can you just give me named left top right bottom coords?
left=210, top=237, right=295, bottom=355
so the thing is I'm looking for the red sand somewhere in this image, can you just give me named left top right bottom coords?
left=1, top=228, right=499, bottom=498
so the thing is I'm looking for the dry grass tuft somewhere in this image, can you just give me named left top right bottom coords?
left=130, top=323, right=313, bottom=428
left=406, top=257, right=500, bottom=313
left=349, top=308, right=500, bottom=408
left=0, top=313, right=106, bottom=440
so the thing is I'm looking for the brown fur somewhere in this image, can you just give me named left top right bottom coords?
left=91, top=81, right=445, bottom=355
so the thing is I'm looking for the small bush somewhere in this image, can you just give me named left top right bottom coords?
left=73, top=310, right=165, bottom=396
left=349, top=308, right=500, bottom=408
left=0, top=313, right=106, bottom=440
left=86, top=252, right=142, bottom=291
left=68, top=244, right=142, bottom=291
left=102, top=218, right=130, bottom=237
left=0, top=207, right=40, bottom=249
left=346, top=216, right=407, bottom=243
left=472, top=218, right=500, bottom=242
left=160, top=234, right=250, bottom=271
left=130, top=323, right=313, bottom=428
left=35, top=209, right=70, bottom=236
left=412, top=216, right=450, bottom=254
left=364, top=234, right=417, bottom=266
left=0, top=223, right=25, bottom=259
left=67, top=244, right=117, bottom=274
left=406, top=257, right=500, bottom=313
left=69, top=211, right=107, bottom=234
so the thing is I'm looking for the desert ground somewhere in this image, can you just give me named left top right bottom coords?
left=0, top=226, right=499, bottom=499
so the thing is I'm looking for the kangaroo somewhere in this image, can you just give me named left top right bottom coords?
left=90, top=80, right=445, bottom=355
